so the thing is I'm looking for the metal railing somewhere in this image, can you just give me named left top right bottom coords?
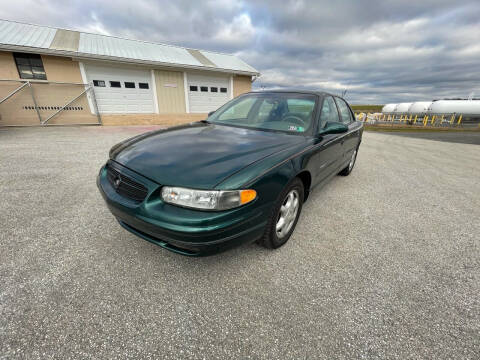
left=355, top=112, right=480, bottom=128
left=0, top=79, right=101, bottom=126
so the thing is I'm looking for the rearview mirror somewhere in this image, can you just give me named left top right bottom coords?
left=318, top=121, right=348, bottom=136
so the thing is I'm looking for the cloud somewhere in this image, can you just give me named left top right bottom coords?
left=213, top=14, right=255, bottom=47
left=1, top=0, right=480, bottom=103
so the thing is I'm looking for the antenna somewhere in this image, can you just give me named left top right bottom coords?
left=256, top=77, right=265, bottom=91
left=341, top=80, right=351, bottom=98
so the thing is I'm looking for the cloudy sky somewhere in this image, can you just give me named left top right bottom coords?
left=1, top=0, right=480, bottom=104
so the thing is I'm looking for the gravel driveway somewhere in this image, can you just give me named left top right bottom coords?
left=1, top=126, right=479, bottom=359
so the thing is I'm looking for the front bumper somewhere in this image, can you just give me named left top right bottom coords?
left=97, top=161, right=269, bottom=256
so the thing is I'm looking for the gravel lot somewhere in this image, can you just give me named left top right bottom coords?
left=1, top=126, right=479, bottom=359
left=381, top=130, right=480, bottom=145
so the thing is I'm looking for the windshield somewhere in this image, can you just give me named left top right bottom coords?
left=208, top=93, right=317, bottom=134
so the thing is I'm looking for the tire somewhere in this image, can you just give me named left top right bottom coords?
left=258, top=178, right=304, bottom=249
left=338, top=147, right=358, bottom=176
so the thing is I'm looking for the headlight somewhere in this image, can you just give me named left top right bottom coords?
left=161, top=186, right=257, bottom=210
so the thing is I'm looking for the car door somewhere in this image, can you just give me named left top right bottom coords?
left=310, top=96, right=344, bottom=187
left=335, top=97, right=358, bottom=166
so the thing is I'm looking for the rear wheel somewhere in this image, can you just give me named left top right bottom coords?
left=258, top=178, right=304, bottom=249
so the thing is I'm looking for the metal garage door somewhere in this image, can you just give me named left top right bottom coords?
left=85, top=63, right=155, bottom=113
left=187, top=73, right=231, bottom=113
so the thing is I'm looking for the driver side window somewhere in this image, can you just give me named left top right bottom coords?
left=251, top=99, right=275, bottom=123
left=218, top=97, right=256, bottom=121
left=318, top=96, right=340, bottom=131
left=335, top=98, right=354, bottom=125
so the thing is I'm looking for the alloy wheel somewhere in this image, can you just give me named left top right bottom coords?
left=349, top=150, right=357, bottom=171
left=276, top=189, right=300, bottom=239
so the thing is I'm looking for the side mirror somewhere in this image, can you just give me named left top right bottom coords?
left=318, top=121, right=348, bottom=136
left=208, top=111, right=215, bottom=117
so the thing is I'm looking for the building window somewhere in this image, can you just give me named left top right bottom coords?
left=124, top=82, right=135, bottom=88
left=220, top=87, right=227, bottom=93
left=139, top=83, right=149, bottom=89
left=210, top=87, right=218, bottom=93
left=13, top=53, right=47, bottom=80
left=189, top=85, right=198, bottom=91
left=109, top=81, right=121, bottom=88
left=93, top=80, right=106, bottom=87
left=200, top=86, right=208, bottom=92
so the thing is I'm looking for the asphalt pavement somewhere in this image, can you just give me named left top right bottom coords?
left=1, top=126, right=479, bottom=359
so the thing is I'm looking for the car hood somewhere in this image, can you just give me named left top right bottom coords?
left=111, top=122, right=306, bottom=189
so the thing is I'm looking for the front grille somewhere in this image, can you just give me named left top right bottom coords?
left=107, top=163, right=148, bottom=203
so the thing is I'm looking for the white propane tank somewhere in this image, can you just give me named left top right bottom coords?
left=381, top=103, right=397, bottom=113
left=408, top=101, right=433, bottom=114
left=428, top=100, right=480, bottom=115
left=394, top=103, right=413, bottom=113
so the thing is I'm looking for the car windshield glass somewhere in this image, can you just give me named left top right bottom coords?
left=208, top=93, right=316, bottom=134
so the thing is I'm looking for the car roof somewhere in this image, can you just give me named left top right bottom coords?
left=246, top=89, right=340, bottom=98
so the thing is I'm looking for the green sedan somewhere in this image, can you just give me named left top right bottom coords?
left=97, top=90, right=363, bottom=256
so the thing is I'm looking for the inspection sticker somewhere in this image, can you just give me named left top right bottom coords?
left=288, top=126, right=304, bottom=132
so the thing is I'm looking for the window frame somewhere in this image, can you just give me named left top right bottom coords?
left=138, top=82, right=149, bottom=89
left=13, top=53, right=47, bottom=80
left=334, top=97, right=354, bottom=125
left=189, top=85, right=198, bottom=92
left=200, top=86, right=208, bottom=92
left=317, top=95, right=341, bottom=132
left=124, top=81, right=136, bottom=89
left=109, top=81, right=121, bottom=88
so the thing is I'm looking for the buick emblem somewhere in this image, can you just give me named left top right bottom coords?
left=114, top=176, right=121, bottom=188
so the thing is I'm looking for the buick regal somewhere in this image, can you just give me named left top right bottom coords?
left=97, top=91, right=363, bottom=256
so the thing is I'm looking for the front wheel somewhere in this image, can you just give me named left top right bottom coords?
left=258, top=178, right=304, bottom=249
left=338, top=148, right=358, bottom=176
